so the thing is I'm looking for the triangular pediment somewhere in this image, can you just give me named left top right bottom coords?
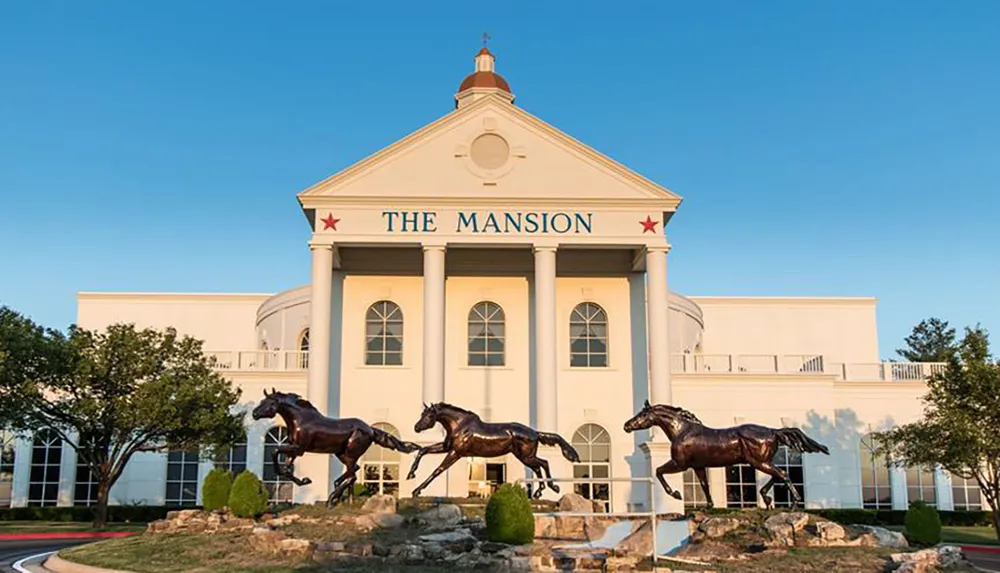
left=298, top=94, right=681, bottom=209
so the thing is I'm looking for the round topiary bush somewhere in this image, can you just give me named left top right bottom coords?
left=202, top=468, right=234, bottom=512
left=228, top=470, right=270, bottom=518
left=485, top=483, right=535, bottom=545
left=905, top=500, right=942, bottom=546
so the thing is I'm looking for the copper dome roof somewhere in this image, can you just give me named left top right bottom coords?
left=457, top=46, right=512, bottom=94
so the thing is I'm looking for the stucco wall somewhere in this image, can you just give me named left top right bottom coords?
left=691, top=297, right=881, bottom=364
left=76, top=293, right=269, bottom=350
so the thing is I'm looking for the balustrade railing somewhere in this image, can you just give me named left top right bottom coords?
left=670, top=353, right=945, bottom=382
left=207, top=350, right=309, bottom=371
left=203, top=348, right=942, bottom=382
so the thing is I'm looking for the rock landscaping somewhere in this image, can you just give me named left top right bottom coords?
left=59, top=495, right=984, bottom=572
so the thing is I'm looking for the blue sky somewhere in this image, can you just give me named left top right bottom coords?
left=1, top=1, right=997, bottom=359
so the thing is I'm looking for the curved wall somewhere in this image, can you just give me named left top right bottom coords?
left=255, top=284, right=704, bottom=354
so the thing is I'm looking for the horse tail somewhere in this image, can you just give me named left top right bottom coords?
left=774, top=428, right=830, bottom=455
left=371, top=427, right=421, bottom=454
left=537, top=432, right=581, bottom=463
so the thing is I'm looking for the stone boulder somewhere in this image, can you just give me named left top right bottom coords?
left=814, top=521, right=846, bottom=542
left=698, top=516, right=742, bottom=539
left=418, top=528, right=478, bottom=554
left=361, top=493, right=397, bottom=515
left=413, top=503, right=464, bottom=529
left=850, top=524, right=909, bottom=549
left=558, top=493, right=601, bottom=513
left=891, top=545, right=966, bottom=573
left=763, top=512, right=809, bottom=545
left=148, top=509, right=254, bottom=534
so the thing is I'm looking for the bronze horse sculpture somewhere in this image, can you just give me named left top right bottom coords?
left=251, top=388, right=420, bottom=506
left=406, top=402, right=580, bottom=498
left=624, top=400, right=829, bottom=509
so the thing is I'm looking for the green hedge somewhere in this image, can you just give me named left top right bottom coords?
left=905, top=501, right=943, bottom=546
left=686, top=506, right=993, bottom=527
left=228, top=470, right=269, bottom=518
left=202, top=469, right=234, bottom=512
left=0, top=505, right=177, bottom=523
left=485, top=484, right=535, bottom=545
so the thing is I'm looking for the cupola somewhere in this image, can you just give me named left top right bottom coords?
left=455, top=46, right=515, bottom=108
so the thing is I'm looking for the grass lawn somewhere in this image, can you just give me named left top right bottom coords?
left=886, top=525, right=1000, bottom=546
left=0, top=521, right=146, bottom=534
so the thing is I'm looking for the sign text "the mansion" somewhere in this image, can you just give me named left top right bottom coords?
left=381, top=210, right=594, bottom=234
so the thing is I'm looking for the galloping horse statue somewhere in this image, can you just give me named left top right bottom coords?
left=251, top=389, right=420, bottom=506
left=406, top=402, right=580, bottom=499
left=624, top=400, right=830, bottom=509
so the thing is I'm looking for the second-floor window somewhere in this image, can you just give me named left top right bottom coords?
left=366, top=301, right=403, bottom=366
left=468, top=301, right=505, bottom=366
left=570, top=302, right=608, bottom=367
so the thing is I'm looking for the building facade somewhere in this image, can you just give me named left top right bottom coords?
left=0, top=48, right=986, bottom=515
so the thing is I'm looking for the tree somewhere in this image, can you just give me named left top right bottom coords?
left=0, top=306, right=244, bottom=528
left=896, top=317, right=957, bottom=362
left=876, top=325, right=1000, bottom=539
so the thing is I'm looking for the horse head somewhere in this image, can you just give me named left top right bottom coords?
left=252, top=387, right=301, bottom=420
left=624, top=399, right=657, bottom=433
left=414, top=402, right=438, bottom=433
left=625, top=400, right=703, bottom=435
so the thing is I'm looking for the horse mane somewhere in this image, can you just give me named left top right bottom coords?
left=652, top=404, right=703, bottom=425
left=433, top=402, right=477, bottom=418
left=293, top=397, right=319, bottom=411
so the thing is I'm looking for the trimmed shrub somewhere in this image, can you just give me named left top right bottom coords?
left=202, top=469, right=234, bottom=512
left=485, top=483, right=535, bottom=545
left=228, top=470, right=270, bottom=518
left=904, top=500, right=942, bottom=546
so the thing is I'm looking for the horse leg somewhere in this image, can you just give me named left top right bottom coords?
left=512, top=451, right=547, bottom=499
left=406, top=441, right=448, bottom=480
left=328, top=431, right=370, bottom=506
left=411, top=451, right=462, bottom=498
left=754, top=461, right=799, bottom=509
left=273, top=445, right=312, bottom=486
left=694, top=467, right=713, bottom=508
left=654, top=459, right=685, bottom=501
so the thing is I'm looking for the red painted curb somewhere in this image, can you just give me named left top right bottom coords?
left=960, top=544, right=1000, bottom=554
left=0, top=531, right=138, bottom=540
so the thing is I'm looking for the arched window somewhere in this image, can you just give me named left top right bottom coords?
left=771, top=445, right=805, bottom=508
left=298, top=328, right=310, bottom=369
left=365, top=301, right=403, bottom=366
left=263, top=427, right=294, bottom=504
left=29, top=428, right=63, bottom=507
left=725, top=464, right=758, bottom=508
left=468, top=301, right=505, bottom=366
left=951, top=473, right=983, bottom=511
left=359, top=423, right=401, bottom=497
left=683, top=469, right=710, bottom=509
left=570, top=303, right=608, bottom=367
left=0, top=430, right=17, bottom=508
left=571, top=424, right=611, bottom=512
left=860, top=433, right=892, bottom=509
left=906, top=465, right=937, bottom=507
left=214, top=430, right=248, bottom=476
left=165, top=449, right=199, bottom=506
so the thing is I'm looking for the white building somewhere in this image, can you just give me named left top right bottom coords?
left=0, top=48, right=985, bottom=515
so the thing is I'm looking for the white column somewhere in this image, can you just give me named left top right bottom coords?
left=534, top=246, right=558, bottom=433
left=422, top=245, right=446, bottom=404
left=645, top=246, right=672, bottom=413
left=297, top=243, right=333, bottom=504
left=307, top=244, right=334, bottom=414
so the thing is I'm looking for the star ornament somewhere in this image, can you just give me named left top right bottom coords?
left=320, top=213, right=340, bottom=231
left=639, top=215, right=659, bottom=234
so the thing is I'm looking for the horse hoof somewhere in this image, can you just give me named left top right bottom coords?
left=532, top=490, right=543, bottom=500
left=671, top=491, right=683, bottom=500
left=550, top=484, right=560, bottom=494
left=406, top=472, right=416, bottom=480
left=300, top=478, right=312, bottom=486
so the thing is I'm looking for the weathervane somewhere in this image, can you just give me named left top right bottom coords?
left=482, top=32, right=491, bottom=47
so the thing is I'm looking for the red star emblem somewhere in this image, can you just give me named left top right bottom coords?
left=639, top=215, right=659, bottom=234
left=320, top=213, right=340, bottom=231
